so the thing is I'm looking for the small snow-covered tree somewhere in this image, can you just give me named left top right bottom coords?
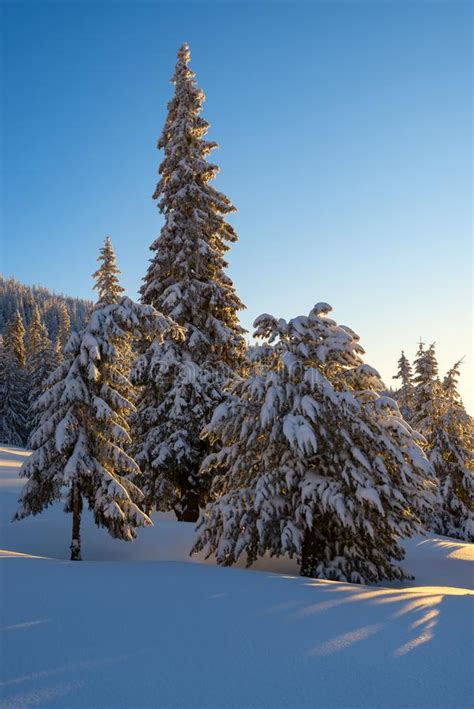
left=132, top=43, right=246, bottom=521
left=392, top=350, right=413, bottom=418
left=15, top=250, right=180, bottom=560
left=93, top=236, right=124, bottom=305
left=0, top=337, right=28, bottom=446
left=193, top=304, right=436, bottom=584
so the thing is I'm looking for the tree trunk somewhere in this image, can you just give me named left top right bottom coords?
left=70, top=485, right=83, bottom=561
left=174, top=487, right=200, bottom=523
left=300, top=528, right=319, bottom=578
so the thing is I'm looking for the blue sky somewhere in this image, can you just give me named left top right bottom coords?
left=2, top=0, right=472, bottom=409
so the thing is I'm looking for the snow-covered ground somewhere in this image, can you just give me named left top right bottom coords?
left=1, top=446, right=473, bottom=708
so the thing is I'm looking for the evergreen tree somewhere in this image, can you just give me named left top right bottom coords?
left=429, top=360, right=473, bottom=541
left=132, top=43, right=246, bottom=521
left=56, top=301, right=71, bottom=350
left=15, top=251, right=179, bottom=560
left=0, top=337, right=28, bottom=446
left=52, top=336, right=64, bottom=369
left=93, top=236, right=125, bottom=305
left=193, top=304, right=436, bottom=584
left=26, top=304, right=53, bottom=361
left=392, top=350, right=413, bottom=418
left=6, top=310, right=27, bottom=367
left=94, top=236, right=134, bottom=381
left=26, top=305, right=56, bottom=440
left=404, top=346, right=473, bottom=541
left=410, top=342, right=442, bottom=437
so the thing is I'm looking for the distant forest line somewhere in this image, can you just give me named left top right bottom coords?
left=0, top=275, right=91, bottom=340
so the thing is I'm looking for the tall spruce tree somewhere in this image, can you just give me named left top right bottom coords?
left=93, top=236, right=134, bottom=382
left=26, top=304, right=51, bottom=361
left=93, top=236, right=125, bottom=305
left=26, top=305, right=56, bottom=441
left=56, top=301, right=71, bottom=350
left=6, top=311, right=27, bottom=367
left=132, top=43, right=246, bottom=521
left=425, top=360, right=473, bottom=541
left=392, top=350, right=413, bottom=418
left=434, top=361, right=474, bottom=541
left=193, top=304, right=436, bottom=583
left=411, top=342, right=440, bottom=431
left=402, top=345, right=473, bottom=541
left=15, top=246, right=180, bottom=560
left=0, top=336, right=28, bottom=446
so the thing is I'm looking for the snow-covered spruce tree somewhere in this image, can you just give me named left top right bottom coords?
left=0, top=336, right=28, bottom=446
left=410, top=342, right=442, bottom=436
left=193, top=304, right=436, bottom=584
left=392, top=350, right=413, bottom=418
left=26, top=305, right=56, bottom=439
left=132, top=43, right=246, bottom=522
left=426, top=360, right=473, bottom=541
left=15, top=258, right=180, bottom=560
left=6, top=310, right=27, bottom=367
left=93, top=236, right=125, bottom=305
left=56, top=301, right=71, bottom=352
left=93, top=235, right=137, bottom=394
left=26, top=304, right=51, bottom=361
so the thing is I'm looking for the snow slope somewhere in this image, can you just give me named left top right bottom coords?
left=1, top=446, right=473, bottom=708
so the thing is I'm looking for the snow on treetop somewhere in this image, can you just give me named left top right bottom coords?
left=311, top=302, right=332, bottom=315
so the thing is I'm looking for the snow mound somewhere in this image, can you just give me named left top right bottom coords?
left=1, top=446, right=472, bottom=590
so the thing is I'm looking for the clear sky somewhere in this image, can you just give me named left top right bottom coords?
left=2, top=0, right=472, bottom=410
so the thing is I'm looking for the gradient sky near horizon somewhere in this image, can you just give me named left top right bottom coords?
left=2, top=0, right=472, bottom=410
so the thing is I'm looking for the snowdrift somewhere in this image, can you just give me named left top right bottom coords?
left=1, top=445, right=472, bottom=587
left=1, top=446, right=473, bottom=708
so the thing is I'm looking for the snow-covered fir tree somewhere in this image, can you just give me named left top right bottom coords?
left=92, top=236, right=132, bottom=374
left=422, top=358, right=473, bottom=541
left=15, top=251, right=180, bottom=560
left=409, top=342, right=444, bottom=456
left=393, top=344, right=473, bottom=541
left=26, top=304, right=52, bottom=361
left=431, top=360, right=474, bottom=541
left=132, top=43, right=246, bottom=521
left=6, top=310, right=27, bottom=367
left=193, top=304, right=436, bottom=584
left=56, top=301, right=71, bottom=352
left=26, top=305, right=56, bottom=441
left=410, top=341, right=441, bottom=434
left=392, top=350, right=413, bottom=418
left=93, top=236, right=125, bottom=305
left=0, top=336, right=28, bottom=446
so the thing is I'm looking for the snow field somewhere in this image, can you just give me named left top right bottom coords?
left=1, top=446, right=473, bottom=708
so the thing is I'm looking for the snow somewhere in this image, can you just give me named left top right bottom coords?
left=1, top=446, right=473, bottom=708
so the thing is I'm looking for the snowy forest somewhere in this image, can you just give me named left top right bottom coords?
left=0, top=275, right=91, bottom=337
left=1, top=43, right=472, bottom=584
